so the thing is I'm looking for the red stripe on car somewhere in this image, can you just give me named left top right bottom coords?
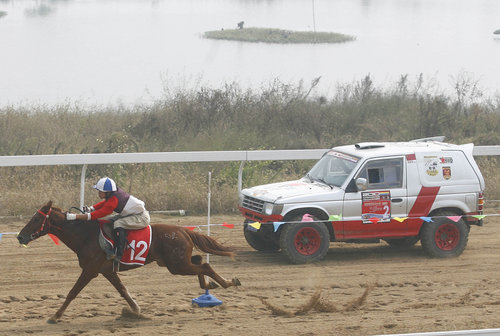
left=408, top=186, right=440, bottom=217
left=406, top=186, right=440, bottom=234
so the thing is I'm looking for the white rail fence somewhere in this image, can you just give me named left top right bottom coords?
left=1, top=146, right=499, bottom=209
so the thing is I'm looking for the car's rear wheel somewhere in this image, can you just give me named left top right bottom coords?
left=420, top=211, right=469, bottom=258
left=279, top=215, right=330, bottom=264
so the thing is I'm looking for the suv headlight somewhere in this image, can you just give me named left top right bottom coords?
left=263, top=202, right=283, bottom=216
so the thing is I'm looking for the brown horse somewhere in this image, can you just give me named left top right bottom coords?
left=17, top=201, right=241, bottom=323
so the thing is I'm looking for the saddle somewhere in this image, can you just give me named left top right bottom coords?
left=98, top=220, right=152, bottom=266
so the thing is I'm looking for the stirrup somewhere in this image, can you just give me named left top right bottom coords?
left=115, top=243, right=125, bottom=261
left=112, top=258, right=120, bottom=272
left=112, top=247, right=121, bottom=271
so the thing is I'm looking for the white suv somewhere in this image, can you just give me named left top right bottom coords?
left=239, top=137, right=485, bottom=263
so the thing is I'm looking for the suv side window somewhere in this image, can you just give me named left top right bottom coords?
left=357, top=158, right=404, bottom=189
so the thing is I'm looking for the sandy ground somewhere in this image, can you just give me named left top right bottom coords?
left=1, top=211, right=500, bottom=336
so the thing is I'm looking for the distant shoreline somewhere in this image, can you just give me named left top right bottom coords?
left=204, top=27, right=355, bottom=44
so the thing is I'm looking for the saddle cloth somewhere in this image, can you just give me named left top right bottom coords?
left=98, top=220, right=152, bottom=266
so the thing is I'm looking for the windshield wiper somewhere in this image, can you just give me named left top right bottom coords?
left=314, top=177, right=333, bottom=190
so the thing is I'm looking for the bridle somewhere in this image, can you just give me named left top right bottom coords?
left=28, top=207, right=62, bottom=241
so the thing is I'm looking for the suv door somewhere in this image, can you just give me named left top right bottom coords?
left=342, top=157, right=408, bottom=239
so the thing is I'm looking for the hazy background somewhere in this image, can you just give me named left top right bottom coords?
left=0, top=0, right=499, bottom=107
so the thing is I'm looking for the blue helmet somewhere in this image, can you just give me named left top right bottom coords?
left=93, top=177, right=117, bottom=192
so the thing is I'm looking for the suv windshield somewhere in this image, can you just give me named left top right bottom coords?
left=306, top=151, right=359, bottom=187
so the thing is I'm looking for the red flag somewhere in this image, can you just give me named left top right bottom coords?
left=222, top=222, right=234, bottom=229
left=48, top=233, right=60, bottom=245
left=186, top=226, right=196, bottom=231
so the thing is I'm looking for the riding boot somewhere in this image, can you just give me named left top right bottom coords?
left=113, top=227, right=127, bottom=266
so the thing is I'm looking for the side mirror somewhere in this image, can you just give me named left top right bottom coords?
left=355, top=178, right=368, bottom=191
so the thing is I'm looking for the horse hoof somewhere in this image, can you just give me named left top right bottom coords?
left=232, top=278, right=241, bottom=286
left=120, top=307, right=149, bottom=320
left=47, top=318, right=58, bottom=324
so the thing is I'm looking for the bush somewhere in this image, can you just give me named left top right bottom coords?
left=1, top=76, right=499, bottom=216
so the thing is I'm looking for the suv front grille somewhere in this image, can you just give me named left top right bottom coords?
left=242, top=196, right=265, bottom=213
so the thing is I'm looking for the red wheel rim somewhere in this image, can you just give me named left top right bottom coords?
left=434, top=223, right=460, bottom=250
left=294, top=227, right=321, bottom=255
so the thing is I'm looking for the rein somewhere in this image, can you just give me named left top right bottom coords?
left=30, top=208, right=63, bottom=241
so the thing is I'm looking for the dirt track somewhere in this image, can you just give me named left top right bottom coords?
left=1, top=211, right=500, bottom=336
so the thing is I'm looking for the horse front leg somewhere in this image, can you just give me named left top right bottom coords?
left=102, top=272, right=141, bottom=314
left=48, top=270, right=98, bottom=324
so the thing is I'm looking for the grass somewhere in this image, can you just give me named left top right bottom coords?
left=204, top=27, right=355, bottom=44
left=0, top=75, right=499, bottom=216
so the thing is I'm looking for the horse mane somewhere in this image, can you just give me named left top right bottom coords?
left=49, top=205, right=100, bottom=235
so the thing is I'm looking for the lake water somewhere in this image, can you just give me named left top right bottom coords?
left=0, top=0, right=499, bottom=107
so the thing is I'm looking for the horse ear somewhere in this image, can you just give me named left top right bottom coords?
left=47, top=200, right=53, bottom=208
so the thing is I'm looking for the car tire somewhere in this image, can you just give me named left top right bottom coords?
left=279, top=216, right=330, bottom=264
left=420, top=211, right=469, bottom=258
left=243, top=221, right=280, bottom=252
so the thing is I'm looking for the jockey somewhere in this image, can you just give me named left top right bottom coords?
left=66, top=177, right=150, bottom=265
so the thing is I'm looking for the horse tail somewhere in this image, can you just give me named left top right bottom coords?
left=183, top=229, right=234, bottom=258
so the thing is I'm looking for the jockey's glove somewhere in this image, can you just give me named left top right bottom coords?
left=82, top=205, right=94, bottom=213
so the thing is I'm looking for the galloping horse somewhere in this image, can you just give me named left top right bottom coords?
left=17, top=201, right=241, bottom=323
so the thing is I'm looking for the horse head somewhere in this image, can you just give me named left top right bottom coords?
left=17, top=201, right=65, bottom=245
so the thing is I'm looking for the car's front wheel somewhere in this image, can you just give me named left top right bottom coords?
left=279, top=215, right=330, bottom=264
left=243, top=220, right=280, bottom=252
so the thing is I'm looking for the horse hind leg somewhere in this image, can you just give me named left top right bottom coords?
left=200, top=263, right=241, bottom=289
left=158, top=232, right=240, bottom=290
left=191, top=255, right=219, bottom=290
left=172, top=254, right=240, bottom=290
left=185, top=261, right=240, bottom=289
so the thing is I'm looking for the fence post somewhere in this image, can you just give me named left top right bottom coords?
left=238, top=161, right=245, bottom=194
left=79, top=164, right=87, bottom=210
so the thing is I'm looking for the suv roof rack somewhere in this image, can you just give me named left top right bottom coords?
left=355, top=142, right=386, bottom=149
left=410, top=136, right=445, bottom=143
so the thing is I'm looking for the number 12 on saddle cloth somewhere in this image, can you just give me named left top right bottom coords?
left=99, top=223, right=152, bottom=266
